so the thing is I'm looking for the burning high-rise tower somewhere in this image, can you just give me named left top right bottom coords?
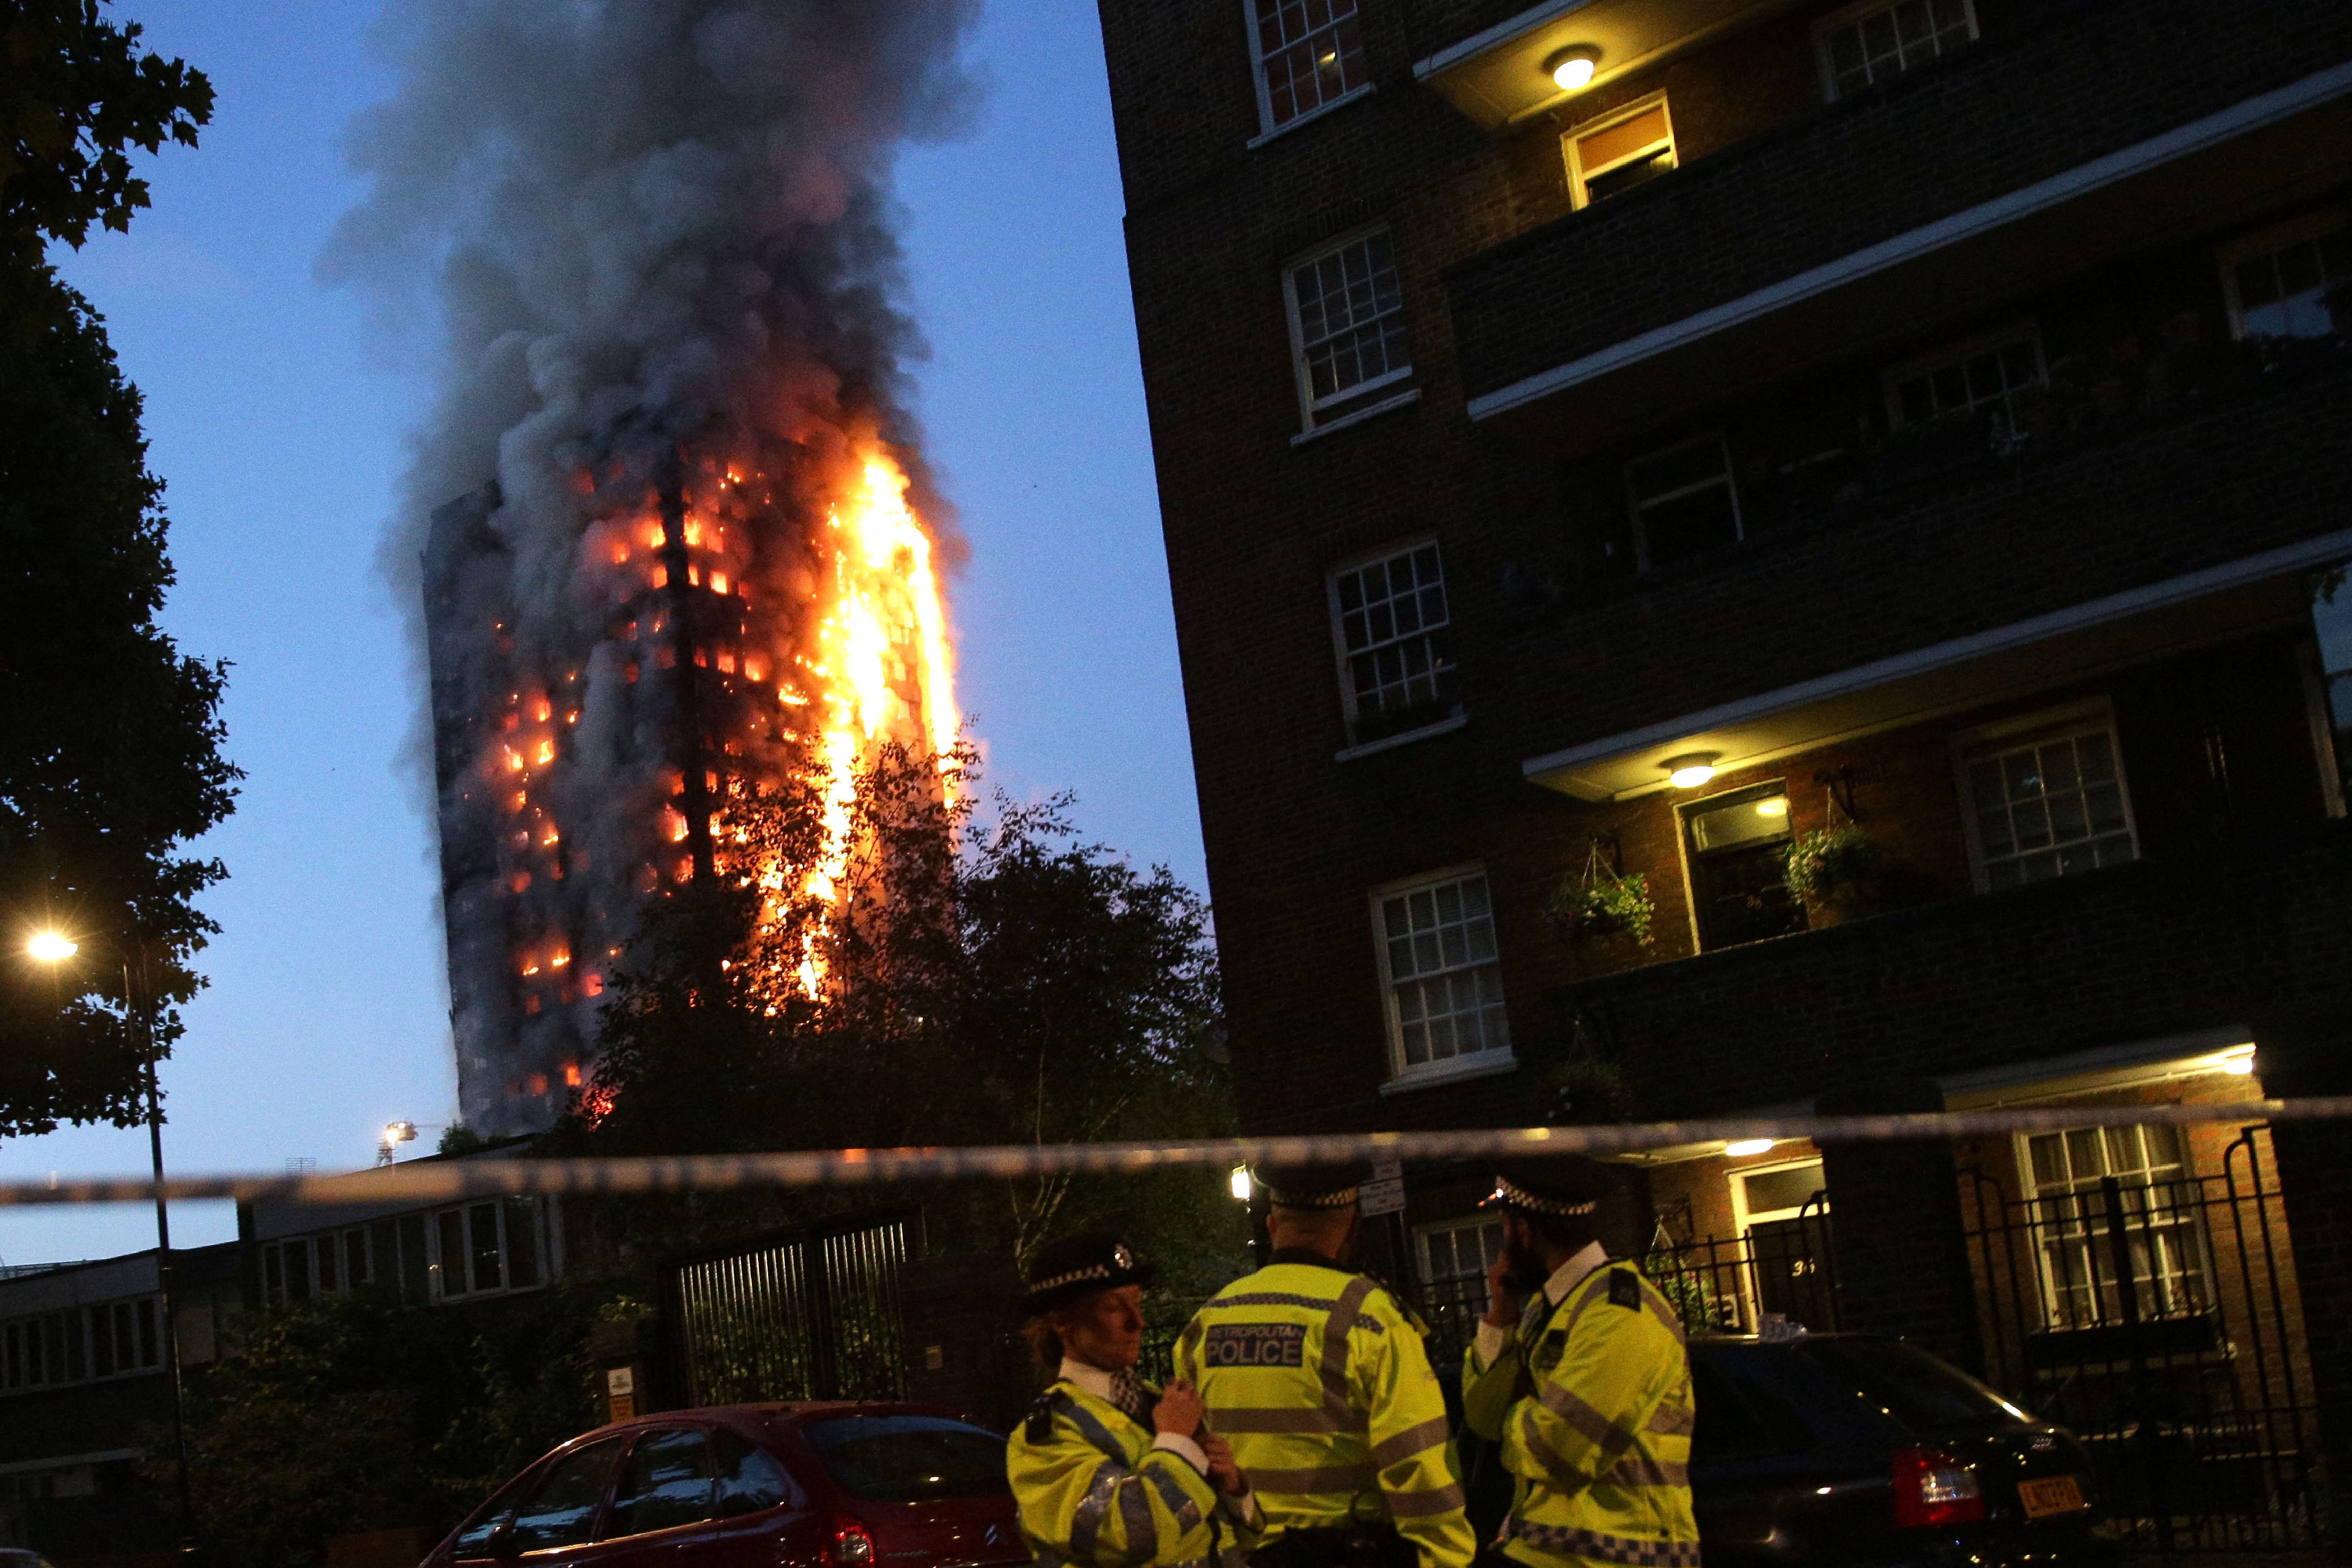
left=333, top=0, right=977, bottom=1134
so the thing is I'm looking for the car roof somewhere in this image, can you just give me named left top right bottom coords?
left=550, top=1399, right=980, bottom=1447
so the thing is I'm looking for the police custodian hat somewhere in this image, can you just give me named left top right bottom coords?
left=1021, top=1231, right=1159, bottom=1314
left=1478, top=1155, right=1624, bottom=1218
left=1250, top=1160, right=1373, bottom=1210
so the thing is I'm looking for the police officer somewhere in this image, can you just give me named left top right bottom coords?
left=1176, top=1164, right=1475, bottom=1568
left=1008, top=1232, right=1261, bottom=1568
left=1459, top=1160, right=1698, bottom=1568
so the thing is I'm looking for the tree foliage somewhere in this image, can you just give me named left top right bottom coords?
left=165, top=1291, right=601, bottom=1568
left=561, top=745, right=1236, bottom=1283
left=1, top=0, right=213, bottom=252
left=0, top=3, right=233, bottom=1136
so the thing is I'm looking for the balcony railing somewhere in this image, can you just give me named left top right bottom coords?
left=1445, top=0, right=2352, bottom=410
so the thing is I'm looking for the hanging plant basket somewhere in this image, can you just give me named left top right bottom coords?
left=1546, top=843, right=1655, bottom=949
left=1784, top=823, right=1885, bottom=925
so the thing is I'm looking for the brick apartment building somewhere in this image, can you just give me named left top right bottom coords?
left=1094, top=0, right=2352, bottom=1548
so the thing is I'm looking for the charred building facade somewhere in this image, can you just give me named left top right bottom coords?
left=1099, top=0, right=2352, bottom=1547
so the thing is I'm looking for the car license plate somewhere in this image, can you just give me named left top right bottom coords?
left=2018, top=1475, right=2087, bottom=1519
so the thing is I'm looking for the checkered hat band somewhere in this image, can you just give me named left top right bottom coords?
left=1490, top=1177, right=1599, bottom=1218
left=1266, top=1185, right=1359, bottom=1209
left=1028, top=1262, right=1117, bottom=1293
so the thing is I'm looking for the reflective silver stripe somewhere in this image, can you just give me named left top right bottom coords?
left=1535, top=1382, right=1617, bottom=1448
left=1118, top=1471, right=1157, bottom=1566
left=1205, top=1292, right=1383, bottom=1332
left=1386, top=1482, right=1468, bottom=1518
left=1071, top=1460, right=1122, bottom=1559
left=1516, top=1408, right=1596, bottom=1491
left=1503, top=1516, right=1701, bottom=1568
left=1646, top=1399, right=1695, bottom=1437
left=1319, top=1277, right=1376, bottom=1420
left=1607, top=1453, right=1690, bottom=1490
left=1210, top=1406, right=1365, bottom=1434
left=1143, top=1462, right=1204, bottom=1532
left=1248, top=1463, right=1382, bottom=1494
left=1371, top=1415, right=1452, bottom=1469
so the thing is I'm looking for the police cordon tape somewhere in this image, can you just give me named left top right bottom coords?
left=5, top=1095, right=2351, bottom=1208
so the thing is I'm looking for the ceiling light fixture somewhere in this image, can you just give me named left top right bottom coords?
left=1547, top=44, right=1602, bottom=91
left=1725, top=1138, right=1775, bottom=1158
left=1663, top=752, right=1721, bottom=789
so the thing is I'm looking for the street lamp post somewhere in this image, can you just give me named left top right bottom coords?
left=25, top=931, right=196, bottom=1562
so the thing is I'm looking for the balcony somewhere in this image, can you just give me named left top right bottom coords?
left=1542, top=818, right=2352, bottom=1118
left=1443, top=0, right=2352, bottom=453
left=1504, top=350, right=2352, bottom=799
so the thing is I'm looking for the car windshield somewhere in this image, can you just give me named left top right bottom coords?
left=1798, top=1337, right=2032, bottom=1434
left=800, top=1414, right=1011, bottom=1501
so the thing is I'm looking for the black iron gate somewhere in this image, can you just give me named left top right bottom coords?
left=1961, top=1124, right=2323, bottom=1552
left=661, top=1207, right=917, bottom=1407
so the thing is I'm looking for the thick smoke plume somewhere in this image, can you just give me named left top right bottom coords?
left=324, top=0, right=980, bottom=1133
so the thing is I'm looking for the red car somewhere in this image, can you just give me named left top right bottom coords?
left=422, top=1401, right=1026, bottom=1567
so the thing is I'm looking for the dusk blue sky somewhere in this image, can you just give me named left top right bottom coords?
left=0, top=0, right=1202, bottom=1265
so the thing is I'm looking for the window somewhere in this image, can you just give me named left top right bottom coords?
left=508, top=1437, right=627, bottom=1554
left=1566, top=96, right=1675, bottom=207
left=261, top=1226, right=379, bottom=1306
left=2, top=1298, right=162, bottom=1394
left=1628, top=435, right=1740, bottom=569
left=431, top=1196, right=548, bottom=1302
left=1330, top=542, right=1456, bottom=744
left=1374, top=870, right=1511, bottom=1079
left=1285, top=229, right=1411, bottom=429
left=604, top=1429, right=714, bottom=1540
left=1681, top=784, right=1803, bottom=950
left=2221, top=214, right=2350, bottom=342
left=1417, top=1214, right=1504, bottom=1311
left=1815, top=0, right=1977, bottom=100
left=2313, top=566, right=2352, bottom=790
left=2022, top=1122, right=2210, bottom=1329
left=714, top=1429, right=799, bottom=1517
left=1957, top=707, right=2138, bottom=891
left=1886, top=327, right=2045, bottom=433
left=1250, top=0, right=1368, bottom=134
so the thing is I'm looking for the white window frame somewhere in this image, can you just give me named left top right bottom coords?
left=1369, top=863, right=1515, bottom=1088
left=1626, top=432, right=1742, bottom=573
left=2014, top=1121, right=2212, bottom=1330
left=1813, top=0, right=1980, bottom=102
left=2217, top=210, right=2350, bottom=342
left=1414, top=1212, right=1507, bottom=1318
left=1950, top=698, right=2142, bottom=893
left=1326, top=538, right=1458, bottom=742
left=1284, top=225, right=1413, bottom=433
left=1245, top=0, right=1373, bottom=141
left=1882, top=321, right=2047, bottom=430
left=1564, top=93, right=1676, bottom=210
left=430, top=1197, right=554, bottom=1304
left=0, top=1296, right=164, bottom=1396
left=1727, top=1156, right=1829, bottom=1235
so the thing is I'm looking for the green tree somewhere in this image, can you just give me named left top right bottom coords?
left=0, top=1, right=233, bottom=1136
left=565, top=745, right=1237, bottom=1285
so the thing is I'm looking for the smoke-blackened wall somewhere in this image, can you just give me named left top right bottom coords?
left=329, top=0, right=979, bottom=1133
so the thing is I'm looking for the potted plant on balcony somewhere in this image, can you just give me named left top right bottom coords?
left=1546, top=842, right=1654, bottom=949
left=1783, top=823, right=1885, bottom=928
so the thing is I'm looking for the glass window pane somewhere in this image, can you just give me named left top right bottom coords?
left=436, top=1210, right=466, bottom=1298
left=605, top=1429, right=714, bottom=1540
left=505, top=1198, right=542, bottom=1289
left=715, top=1429, right=797, bottom=1518
left=511, top=1437, right=627, bottom=1552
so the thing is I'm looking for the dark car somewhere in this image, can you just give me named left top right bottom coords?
left=422, top=1401, right=1026, bottom=1568
left=1446, top=1332, right=2109, bottom=1567
left=1694, top=1334, right=2112, bottom=1567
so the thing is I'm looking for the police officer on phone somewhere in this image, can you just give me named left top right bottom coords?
left=1175, top=1164, right=1475, bottom=1568
left=1007, top=1232, right=1261, bottom=1568
left=1459, top=1160, right=1698, bottom=1568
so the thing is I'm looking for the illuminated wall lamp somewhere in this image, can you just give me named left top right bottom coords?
left=1547, top=44, right=1602, bottom=91
left=1662, top=752, right=1721, bottom=789
left=1229, top=1164, right=1253, bottom=1203
left=1725, top=1138, right=1776, bottom=1158
left=2222, top=1048, right=2257, bottom=1076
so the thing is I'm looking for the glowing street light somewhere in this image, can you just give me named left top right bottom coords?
left=1229, top=1164, right=1253, bottom=1203
left=26, top=931, right=78, bottom=963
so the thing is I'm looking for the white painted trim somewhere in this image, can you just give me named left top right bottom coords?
left=1519, top=528, right=2352, bottom=784
left=1291, top=387, right=1423, bottom=446
left=1379, top=1049, right=1520, bottom=1096
left=1467, top=59, right=2352, bottom=422
left=1335, top=711, right=1469, bottom=763
left=1246, top=82, right=1376, bottom=148
left=1413, top=0, right=1599, bottom=80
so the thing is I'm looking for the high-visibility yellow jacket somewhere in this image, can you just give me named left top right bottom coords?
left=1174, top=1256, right=1476, bottom=1568
left=1460, top=1258, right=1700, bottom=1568
left=1008, top=1375, right=1259, bottom=1568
